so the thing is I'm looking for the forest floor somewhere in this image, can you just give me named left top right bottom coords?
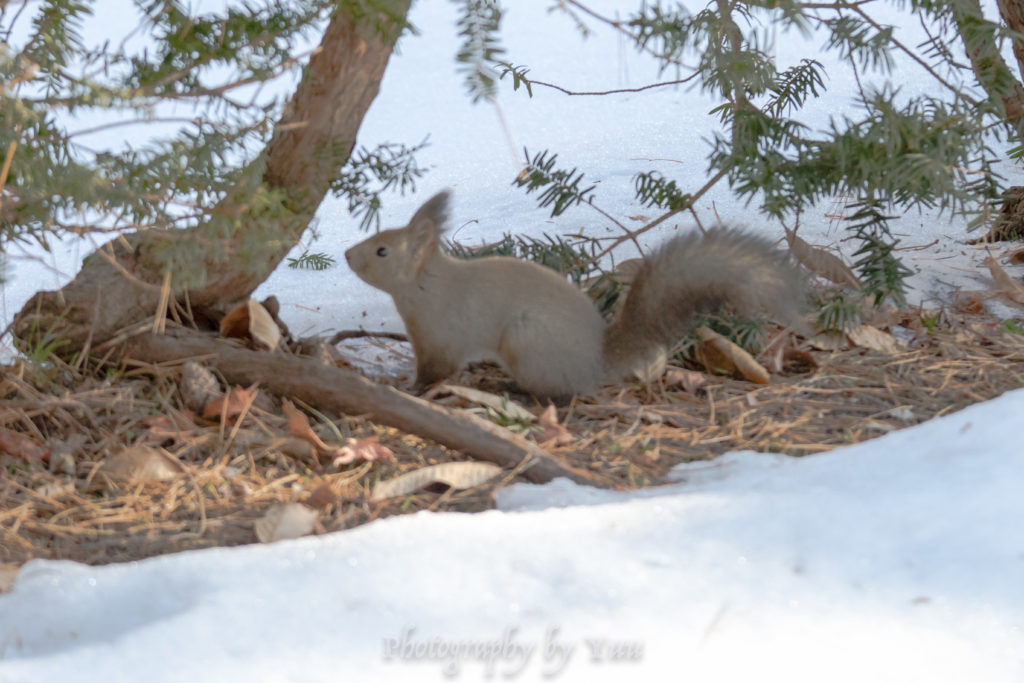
left=2, top=300, right=1023, bottom=576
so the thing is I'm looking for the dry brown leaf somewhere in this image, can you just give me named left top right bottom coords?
left=537, top=404, right=574, bottom=447
left=141, top=409, right=199, bottom=444
left=219, top=301, right=251, bottom=339
left=664, top=368, right=709, bottom=393
left=282, top=398, right=335, bottom=454
left=439, top=384, right=534, bottom=423
left=219, top=299, right=281, bottom=350
left=953, top=292, right=987, bottom=315
left=695, top=326, right=770, bottom=384
left=784, top=228, right=861, bottom=289
left=985, top=256, right=1024, bottom=307
left=181, top=361, right=220, bottom=412
left=99, top=444, right=185, bottom=483
left=0, top=427, right=50, bottom=464
left=306, top=481, right=340, bottom=509
left=332, top=437, right=394, bottom=467
left=247, top=299, right=282, bottom=350
left=202, top=384, right=259, bottom=422
left=847, top=324, right=905, bottom=354
left=1007, top=248, right=1024, bottom=266
left=254, top=503, right=318, bottom=543
left=282, top=399, right=392, bottom=467
left=370, top=462, right=502, bottom=501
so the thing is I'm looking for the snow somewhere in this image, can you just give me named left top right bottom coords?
left=2, top=1, right=1024, bottom=681
left=2, top=387, right=1023, bottom=681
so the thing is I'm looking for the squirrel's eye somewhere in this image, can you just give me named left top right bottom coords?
left=376, top=246, right=388, bottom=257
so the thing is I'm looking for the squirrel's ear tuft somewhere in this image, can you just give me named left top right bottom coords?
left=408, top=190, right=451, bottom=235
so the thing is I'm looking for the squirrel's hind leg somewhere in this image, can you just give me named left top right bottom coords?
left=412, top=353, right=458, bottom=393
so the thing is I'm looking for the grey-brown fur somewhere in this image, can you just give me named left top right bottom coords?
left=345, top=191, right=805, bottom=398
left=602, top=229, right=806, bottom=382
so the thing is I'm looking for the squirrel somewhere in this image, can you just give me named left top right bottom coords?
left=345, top=190, right=806, bottom=399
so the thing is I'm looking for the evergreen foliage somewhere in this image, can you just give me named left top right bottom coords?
left=331, top=138, right=430, bottom=231
left=452, top=0, right=505, bottom=102
left=815, top=290, right=863, bottom=334
left=513, top=148, right=596, bottom=217
left=0, top=0, right=416, bottom=283
left=446, top=231, right=603, bottom=285
left=471, top=0, right=1024, bottom=308
left=9, top=0, right=1024, bottom=312
left=286, top=250, right=336, bottom=270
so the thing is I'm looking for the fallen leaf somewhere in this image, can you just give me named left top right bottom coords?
left=254, top=503, right=318, bottom=543
left=219, top=301, right=251, bottom=338
left=282, top=398, right=335, bottom=456
left=439, top=384, right=534, bottom=423
left=0, top=427, right=50, bottom=464
left=664, top=368, right=709, bottom=393
left=784, top=228, right=861, bottom=289
left=220, top=299, right=281, bottom=350
left=847, top=324, right=905, bottom=354
left=985, top=256, right=1024, bottom=308
left=142, top=410, right=199, bottom=445
left=306, top=482, right=339, bottom=509
left=332, top=437, right=394, bottom=467
left=246, top=299, right=282, bottom=350
left=537, top=404, right=574, bottom=447
left=282, top=399, right=392, bottom=467
left=694, top=326, right=770, bottom=384
left=953, top=292, right=987, bottom=315
left=202, top=384, right=259, bottom=422
left=99, top=444, right=186, bottom=483
left=1008, top=248, right=1024, bottom=265
left=370, top=462, right=502, bottom=501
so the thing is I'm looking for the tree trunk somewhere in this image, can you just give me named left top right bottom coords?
left=955, top=0, right=1024, bottom=126
left=12, top=2, right=411, bottom=351
left=997, top=0, right=1024, bottom=87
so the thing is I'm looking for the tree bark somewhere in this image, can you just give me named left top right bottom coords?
left=997, top=0, right=1024, bottom=87
left=12, top=2, right=411, bottom=350
left=955, top=0, right=1024, bottom=125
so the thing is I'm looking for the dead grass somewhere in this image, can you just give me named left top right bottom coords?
left=2, top=307, right=1023, bottom=569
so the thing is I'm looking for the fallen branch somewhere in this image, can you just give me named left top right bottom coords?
left=328, top=329, right=409, bottom=344
left=124, top=329, right=600, bottom=486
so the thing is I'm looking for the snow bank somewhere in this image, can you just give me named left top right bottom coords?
left=2, top=388, right=1022, bottom=682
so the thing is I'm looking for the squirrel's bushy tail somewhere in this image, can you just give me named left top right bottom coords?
left=602, top=228, right=805, bottom=382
